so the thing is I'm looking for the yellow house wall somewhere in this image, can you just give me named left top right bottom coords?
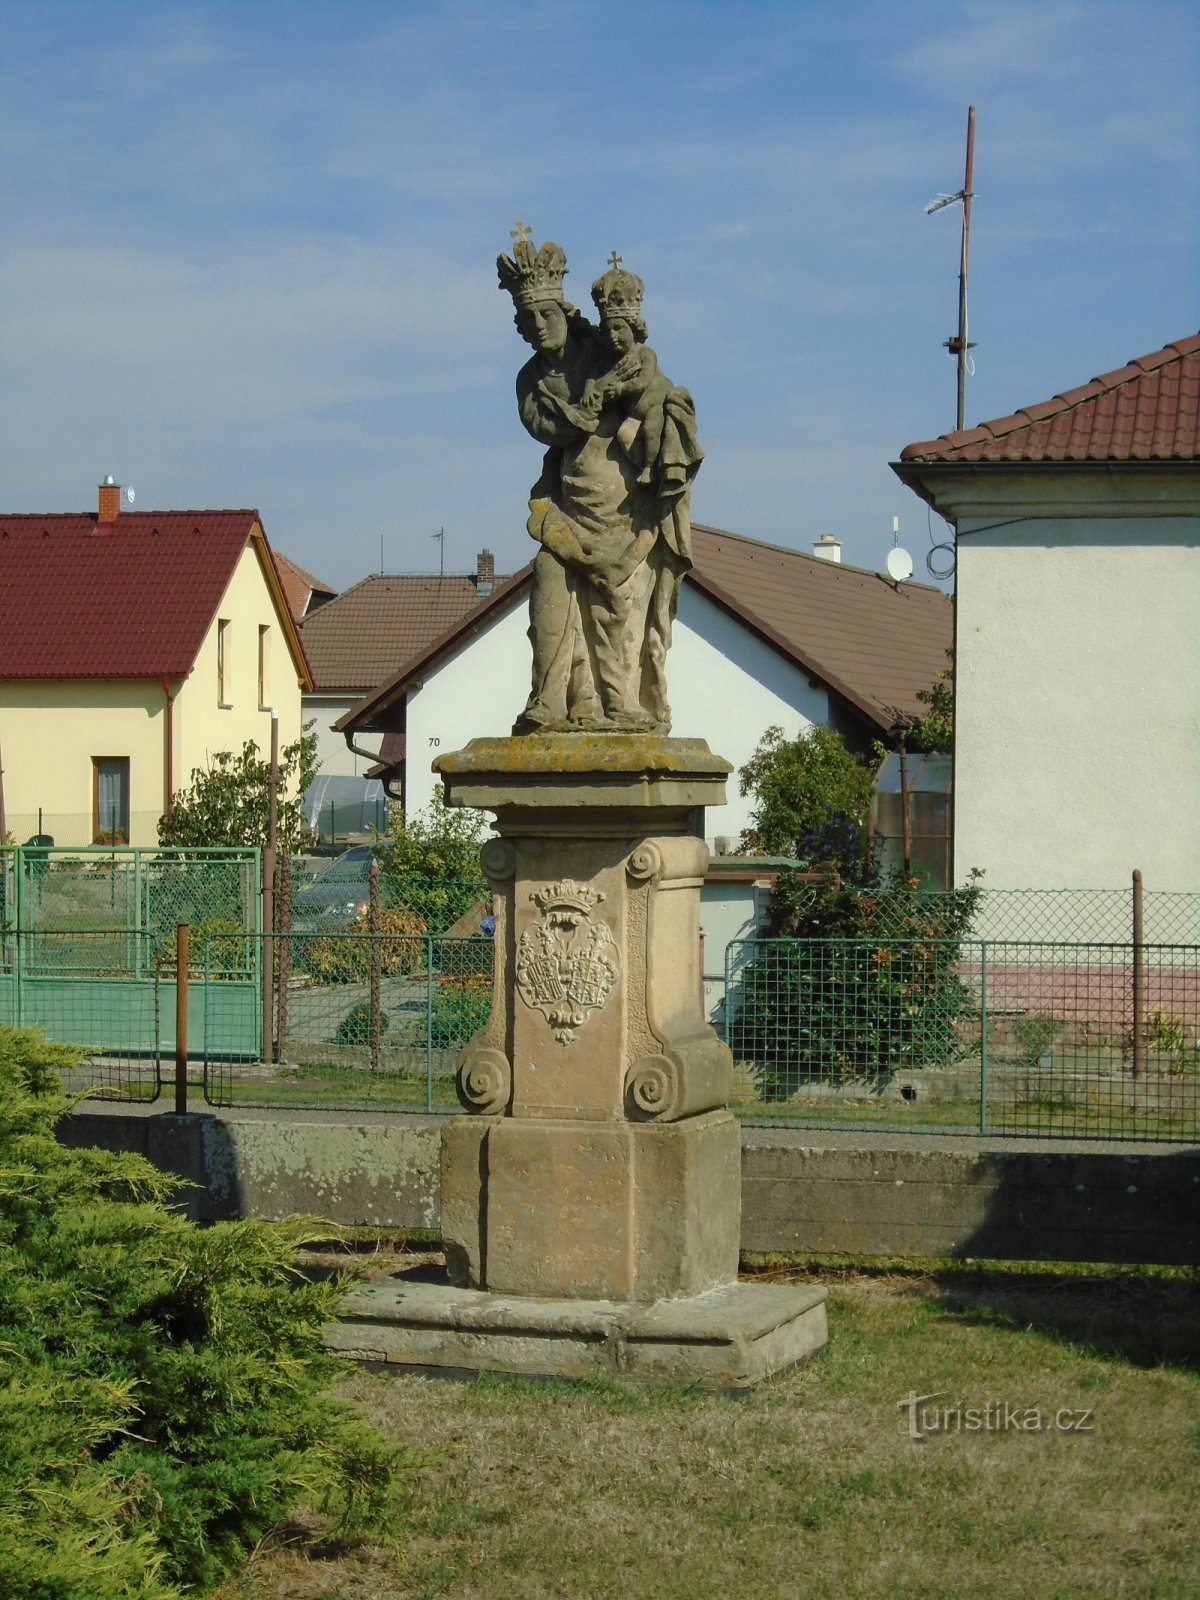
left=0, top=679, right=166, bottom=846
left=0, top=537, right=306, bottom=847
left=175, top=540, right=305, bottom=802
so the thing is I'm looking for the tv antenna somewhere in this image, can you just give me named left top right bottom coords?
left=886, top=516, right=913, bottom=584
left=925, top=105, right=976, bottom=431
left=431, top=525, right=445, bottom=576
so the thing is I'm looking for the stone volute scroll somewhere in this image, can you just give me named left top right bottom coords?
left=623, top=834, right=732, bottom=1123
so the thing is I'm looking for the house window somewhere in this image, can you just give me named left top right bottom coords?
left=258, top=624, right=271, bottom=709
left=92, top=758, right=130, bottom=844
left=217, top=618, right=231, bottom=705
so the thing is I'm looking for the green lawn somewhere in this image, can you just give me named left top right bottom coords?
left=215, top=1255, right=1200, bottom=1600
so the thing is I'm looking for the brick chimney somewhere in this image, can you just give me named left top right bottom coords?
left=475, top=548, right=494, bottom=596
left=98, top=476, right=120, bottom=524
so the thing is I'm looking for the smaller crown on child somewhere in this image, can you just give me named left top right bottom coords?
left=497, top=223, right=568, bottom=308
left=591, top=252, right=644, bottom=322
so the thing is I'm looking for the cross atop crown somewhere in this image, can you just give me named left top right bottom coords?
left=497, top=224, right=568, bottom=308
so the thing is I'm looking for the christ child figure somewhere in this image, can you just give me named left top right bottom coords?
left=583, top=258, right=674, bottom=486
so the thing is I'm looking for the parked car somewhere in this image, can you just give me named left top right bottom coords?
left=291, top=845, right=393, bottom=929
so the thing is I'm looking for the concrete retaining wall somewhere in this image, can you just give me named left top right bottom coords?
left=60, top=1106, right=1200, bottom=1266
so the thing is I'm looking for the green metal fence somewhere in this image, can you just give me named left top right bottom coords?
left=203, top=933, right=493, bottom=1112
left=1, top=844, right=260, bottom=944
left=725, top=937, right=1200, bottom=1142
left=1, top=929, right=164, bottom=1102
left=1, top=844, right=260, bottom=1100
left=963, top=887, right=1199, bottom=945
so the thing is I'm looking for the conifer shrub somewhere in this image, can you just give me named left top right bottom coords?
left=0, top=1025, right=407, bottom=1597
left=333, top=1001, right=392, bottom=1046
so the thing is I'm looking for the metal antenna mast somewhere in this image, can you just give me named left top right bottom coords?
left=926, top=105, right=977, bottom=431
left=431, top=526, right=445, bottom=576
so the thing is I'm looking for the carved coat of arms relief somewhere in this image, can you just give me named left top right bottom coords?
left=514, top=879, right=619, bottom=1043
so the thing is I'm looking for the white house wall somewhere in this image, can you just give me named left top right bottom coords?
left=671, top=586, right=830, bottom=843
left=404, top=604, right=533, bottom=813
left=955, top=516, right=1200, bottom=895
left=306, top=693, right=382, bottom=777
left=403, top=582, right=830, bottom=841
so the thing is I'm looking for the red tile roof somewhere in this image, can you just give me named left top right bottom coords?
left=339, top=525, right=952, bottom=738
left=0, top=508, right=311, bottom=685
left=272, top=550, right=337, bottom=620
left=298, top=570, right=510, bottom=693
left=899, top=333, right=1200, bottom=464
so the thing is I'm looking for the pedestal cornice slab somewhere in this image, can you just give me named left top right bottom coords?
left=435, top=734, right=731, bottom=814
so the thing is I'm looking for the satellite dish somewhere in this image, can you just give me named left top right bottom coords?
left=123, top=486, right=136, bottom=506
left=886, top=546, right=914, bottom=583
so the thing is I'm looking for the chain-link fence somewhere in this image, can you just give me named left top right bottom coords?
left=2, top=845, right=260, bottom=943
left=965, top=887, right=1200, bottom=945
left=839, top=884, right=1200, bottom=945
left=1, top=811, right=164, bottom=849
left=1, top=844, right=259, bottom=1103
left=203, top=932, right=493, bottom=1111
left=725, top=937, right=1200, bottom=1142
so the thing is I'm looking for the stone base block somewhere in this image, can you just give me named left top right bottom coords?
left=441, top=1109, right=741, bottom=1301
left=328, top=1275, right=828, bottom=1391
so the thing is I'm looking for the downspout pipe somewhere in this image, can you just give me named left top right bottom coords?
left=161, top=678, right=176, bottom=819
left=341, top=729, right=404, bottom=802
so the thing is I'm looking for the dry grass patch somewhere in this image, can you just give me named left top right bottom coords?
left=216, top=1258, right=1200, bottom=1600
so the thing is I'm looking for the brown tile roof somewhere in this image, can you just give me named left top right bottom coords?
left=272, top=550, right=337, bottom=620
left=899, top=333, right=1200, bottom=464
left=0, top=508, right=311, bottom=686
left=339, top=526, right=951, bottom=737
left=688, top=524, right=951, bottom=729
left=298, top=570, right=510, bottom=693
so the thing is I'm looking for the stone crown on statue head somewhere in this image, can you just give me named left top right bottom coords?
left=497, top=233, right=568, bottom=308
left=591, top=262, right=644, bottom=323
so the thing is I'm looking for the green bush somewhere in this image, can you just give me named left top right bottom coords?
left=729, top=873, right=983, bottom=1099
left=430, top=972, right=492, bottom=1049
left=0, top=1025, right=407, bottom=1597
left=298, top=906, right=427, bottom=985
left=334, top=1001, right=392, bottom=1046
left=381, top=789, right=488, bottom=935
left=156, top=916, right=249, bottom=977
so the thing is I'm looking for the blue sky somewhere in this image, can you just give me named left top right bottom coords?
left=1, top=0, right=1195, bottom=590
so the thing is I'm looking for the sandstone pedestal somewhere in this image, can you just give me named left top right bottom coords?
left=333, top=735, right=827, bottom=1387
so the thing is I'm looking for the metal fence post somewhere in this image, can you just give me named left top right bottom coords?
left=175, top=922, right=189, bottom=1115
left=1132, top=868, right=1144, bottom=1082
left=426, top=935, right=434, bottom=1111
left=133, top=849, right=143, bottom=979
left=368, top=858, right=381, bottom=1073
left=978, top=940, right=988, bottom=1136
left=277, top=854, right=291, bottom=1060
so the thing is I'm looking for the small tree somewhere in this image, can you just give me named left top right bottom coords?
left=731, top=721, right=981, bottom=1099
left=381, top=787, right=488, bottom=935
left=158, top=726, right=317, bottom=852
left=908, top=651, right=955, bottom=754
left=738, top=723, right=879, bottom=872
